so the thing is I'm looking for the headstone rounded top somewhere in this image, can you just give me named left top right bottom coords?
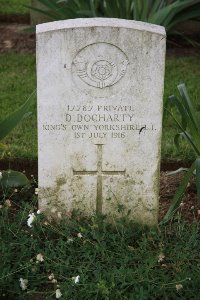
left=36, top=17, right=166, bottom=36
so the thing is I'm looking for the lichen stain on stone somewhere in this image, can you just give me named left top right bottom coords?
left=72, top=152, right=88, bottom=171
left=39, top=175, right=70, bottom=214
left=56, top=176, right=67, bottom=186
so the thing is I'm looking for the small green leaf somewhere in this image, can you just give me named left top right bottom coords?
left=0, top=170, right=30, bottom=189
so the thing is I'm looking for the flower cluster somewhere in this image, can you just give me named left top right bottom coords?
left=19, top=278, right=28, bottom=291
left=36, top=253, right=44, bottom=263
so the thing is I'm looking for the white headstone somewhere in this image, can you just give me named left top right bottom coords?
left=37, top=18, right=166, bottom=225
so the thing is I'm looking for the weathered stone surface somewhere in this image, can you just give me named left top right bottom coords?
left=37, top=18, right=166, bottom=225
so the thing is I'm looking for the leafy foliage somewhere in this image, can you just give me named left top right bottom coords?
left=0, top=91, right=35, bottom=141
left=1, top=171, right=30, bottom=189
left=162, top=83, right=200, bottom=224
left=0, top=91, right=35, bottom=189
left=29, top=0, right=200, bottom=33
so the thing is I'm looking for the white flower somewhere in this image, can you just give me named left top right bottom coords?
left=0, top=172, right=2, bottom=180
left=14, top=189, right=18, bottom=193
left=72, top=275, right=80, bottom=284
left=19, top=278, right=28, bottom=290
left=37, top=210, right=41, bottom=214
left=35, top=188, right=39, bottom=195
left=5, top=199, right=11, bottom=207
left=36, top=253, right=44, bottom=262
left=52, top=278, right=57, bottom=283
left=67, top=238, right=74, bottom=244
left=49, top=273, right=55, bottom=281
left=158, top=253, right=165, bottom=263
left=77, top=233, right=83, bottom=238
left=27, top=213, right=36, bottom=227
left=55, top=288, right=62, bottom=299
left=176, top=284, right=183, bottom=291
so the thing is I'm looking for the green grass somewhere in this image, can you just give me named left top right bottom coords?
left=0, top=54, right=37, bottom=159
left=0, top=0, right=30, bottom=15
left=0, top=54, right=200, bottom=161
left=163, top=57, right=200, bottom=160
left=0, top=190, right=199, bottom=299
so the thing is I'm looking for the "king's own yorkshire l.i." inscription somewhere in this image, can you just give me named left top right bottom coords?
left=37, top=18, right=166, bottom=225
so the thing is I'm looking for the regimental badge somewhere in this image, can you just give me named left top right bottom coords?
left=72, top=42, right=129, bottom=89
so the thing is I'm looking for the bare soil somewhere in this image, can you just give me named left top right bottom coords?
left=0, top=21, right=200, bottom=222
left=0, top=22, right=200, bottom=56
left=0, top=23, right=35, bottom=54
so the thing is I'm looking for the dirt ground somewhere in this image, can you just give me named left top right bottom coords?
left=0, top=20, right=200, bottom=222
left=0, top=22, right=200, bottom=56
left=0, top=23, right=35, bottom=53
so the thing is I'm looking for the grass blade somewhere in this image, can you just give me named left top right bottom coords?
left=171, top=112, right=200, bottom=155
left=169, top=95, right=187, bottom=130
left=0, top=90, right=36, bottom=141
left=140, top=0, right=150, bottom=21
left=174, top=132, right=191, bottom=151
left=161, top=162, right=195, bottom=224
left=178, top=83, right=199, bottom=131
left=168, top=3, right=200, bottom=31
left=195, top=157, right=200, bottom=201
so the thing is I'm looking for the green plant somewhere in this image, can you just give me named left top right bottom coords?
left=0, top=91, right=35, bottom=142
left=0, top=54, right=37, bottom=159
left=162, top=83, right=200, bottom=224
left=0, top=91, right=35, bottom=190
left=29, top=0, right=200, bottom=33
left=0, top=196, right=199, bottom=299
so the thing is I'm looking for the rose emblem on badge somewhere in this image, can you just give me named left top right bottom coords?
left=91, top=60, right=113, bottom=80
left=72, top=42, right=129, bottom=89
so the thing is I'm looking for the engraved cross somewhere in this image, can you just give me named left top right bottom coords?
left=73, top=144, right=125, bottom=213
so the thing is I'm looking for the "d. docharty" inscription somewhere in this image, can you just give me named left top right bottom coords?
left=42, top=104, right=156, bottom=139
